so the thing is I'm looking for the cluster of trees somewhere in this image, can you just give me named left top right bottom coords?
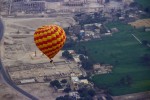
left=63, top=87, right=71, bottom=93
left=63, top=27, right=70, bottom=35
left=57, top=87, right=95, bottom=100
left=62, top=50, right=73, bottom=60
left=63, top=40, right=76, bottom=48
left=76, top=45, right=94, bottom=70
left=50, top=79, right=72, bottom=93
left=50, top=80, right=62, bottom=89
left=79, top=55, right=93, bottom=70
left=100, top=25, right=108, bottom=34
left=56, top=95, right=75, bottom=100
left=142, top=40, right=149, bottom=46
left=77, top=87, right=96, bottom=99
left=129, top=1, right=150, bottom=14
left=61, top=79, right=67, bottom=84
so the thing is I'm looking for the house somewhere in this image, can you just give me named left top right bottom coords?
left=70, top=74, right=92, bottom=91
left=69, top=92, right=80, bottom=99
left=20, top=78, right=35, bottom=84
left=93, top=34, right=101, bottom=39
left=70, top=74, right=80, bottom=90
left=69, top=25, right=81, bottom=34
left=80, top=79, right=89, bottom=84
left=73, top=56, right=81, bottom=63
left=94, top=23, right=102, bottom=28
left=70, top=35, right=78, bottom=41
left=111, top=28, right=119, bottom=33
left=84, top=24, right=96, bottom=31
left=79, top=30, right=85, bottom=36
left=119, top=17, right=125, bottom=20
left=93, top=64, right=101, bottom=70
left=104, top=32, right=112, bottom=36
left=68, top=50, right=76, bottom=55
left=93, top=64, right=113, bottom=74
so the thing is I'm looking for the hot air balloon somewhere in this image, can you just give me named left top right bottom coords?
left=34, top=25, right=66, bottom=63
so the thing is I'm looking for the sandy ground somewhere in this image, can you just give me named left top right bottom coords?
left=1, top=17, right=76, bottom=100
left=3, top=17, right=76, bottom=34
left=19, top=83, right=66, bottom=100
left=0, top=74, right=27, bottom=100
left=129, top=19, right=150, bottom=28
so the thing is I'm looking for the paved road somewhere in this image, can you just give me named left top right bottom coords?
left=0, top=18, right=38, bottom=100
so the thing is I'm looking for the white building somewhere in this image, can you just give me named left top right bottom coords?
left=70, top=75, right=80, bottom=90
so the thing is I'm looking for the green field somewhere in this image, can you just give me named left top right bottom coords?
left=75, top=22, right=150, bottom=95
left=135, top=0, right=150, bottom=8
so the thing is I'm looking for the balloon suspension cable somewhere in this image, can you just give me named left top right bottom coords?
left=50, top=59, right=53, bottom=63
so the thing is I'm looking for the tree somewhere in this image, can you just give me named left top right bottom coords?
left=81, top=59, right=93, bottom=70
left=62, top=50, right=73, bottom=60
left=129, top=2, right=139, bottom=8
left=67, top=54, right=73, bottom=60
left=62, top=50, right=69, bottom=57
left=61, top=79, right=67, bottom=84
left=116, top=13, right=121, bottom=17
left=64, top=41, right=76, bottom=48
left=142, top=40, right=149, bottom=45
left=64, top=27, right=70, bottom=35
left=78, top=88, right=95, bottom=99
left=78, top=87, right=88, bottom=97
left=100, top=25, right=107, bottom=34
left=144, top=7, right=150, bottom=13
left=77, top=34, right=82, bottom=41
left=63, top=87, right=71, bottom=93
left=50, top=80, right=62, bottom=89
left=88, top=89, right=96, bottom=97
left=79, top=55, right=85, bottom=61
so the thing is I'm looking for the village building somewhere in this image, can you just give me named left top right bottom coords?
left=70, top=73, right=91, bottom=91
left=111, top=28, right=119, bottom=33
left=93, top=63, right=113, bottom=74
left=70, top=74, right=80, bottom=90
left=69, top=25, right=81, bottom=34
left=80, top=79, right=89, bottom=84
left=69, top=92, right=80, bottom=99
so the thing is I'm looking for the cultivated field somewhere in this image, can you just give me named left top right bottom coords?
left=135, top=0, right=150, bottom=8
left=129, top=19, right=150, bottom=28
left=75, top=22, right=150, bottom=95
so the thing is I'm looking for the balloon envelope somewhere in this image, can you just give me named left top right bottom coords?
left=34, top=25, right=66, bottom=59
